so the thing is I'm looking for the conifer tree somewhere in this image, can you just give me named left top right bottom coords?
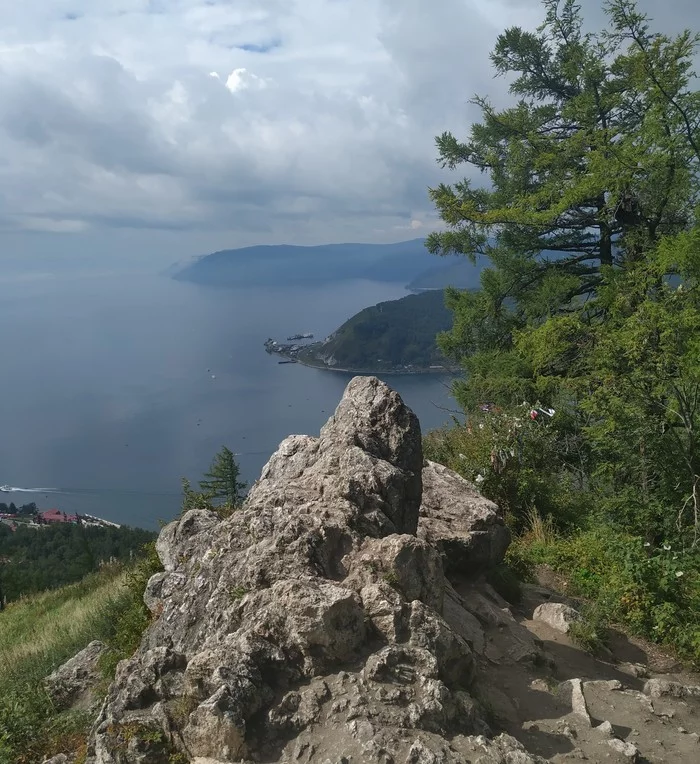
left=199, top=446, right=246, bottom=508
left=428, top=0, right=700, bottom=407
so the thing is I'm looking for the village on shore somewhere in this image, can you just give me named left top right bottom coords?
left=0, top=502, right=120, bottom=531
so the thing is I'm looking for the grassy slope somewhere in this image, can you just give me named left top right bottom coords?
left=0, top=569, right=126, bottom=763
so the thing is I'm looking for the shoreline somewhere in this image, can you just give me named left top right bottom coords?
left=288, top=352, right=459, bottom=377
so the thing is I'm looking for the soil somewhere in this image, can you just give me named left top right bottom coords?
left=463, top=570, right=700, bottom=762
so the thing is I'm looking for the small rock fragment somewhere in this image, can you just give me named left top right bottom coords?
left=558, top=678, right=591, bottom=726
left=595, top=720, right=614, bottom=737
left=606, top=738, right=639, bottom=759
left=532, top=602, right=581, bottom=633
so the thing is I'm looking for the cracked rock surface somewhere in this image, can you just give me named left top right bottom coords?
left=83, top=376, right=700, bottom=764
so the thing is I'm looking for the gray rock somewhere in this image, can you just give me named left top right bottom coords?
left=418, top=461, right=510, bottom=574
left=644, top=678, right=700, bottom=698
left=43, top=640, right=107, bottom=711
left=532, top=602, right=581, bottom=634
left=85, top=377, right=548, bottom=764
left=557, top=679, right=591, bottom=726
left=606, top=737, right=639, bottom=759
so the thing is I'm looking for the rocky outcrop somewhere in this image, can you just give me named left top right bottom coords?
left=43, top=640, right=107, bottom=711
left=418, top=460, right=510, bottom=574
left=86, top=377, right=530, bottom=763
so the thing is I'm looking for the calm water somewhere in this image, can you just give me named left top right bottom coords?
left=0, top=272, right=457, bottom=529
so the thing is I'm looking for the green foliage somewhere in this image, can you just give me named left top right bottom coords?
left=0, top=538, right=164, bottom=763
left=98, top=542, right=164, bottom=681
left=0, top=570, right=125, bottom=763
left=0, top=522, right=155, bottom=605
left=424, top=405, right=589, bottom=532
left=429, top=0, right=700, bottom=407
left=299, top=289, right=456, bottom=371
left=199, top=446, right=246, bottom=510
left=512, top=525, right=700, bottom=663
left=181, top=477, right=215, bottom=513
left=425, top=0, right=700, bottom=662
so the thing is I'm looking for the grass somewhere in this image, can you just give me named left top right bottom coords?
left=0, top=550, right=161, bottom=764
left=508, top=511, right=700, bottom=666
left=0, top=569, right=125, bottom=668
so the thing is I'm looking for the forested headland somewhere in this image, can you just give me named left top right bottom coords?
left=267, top=289, right=458, bottom=373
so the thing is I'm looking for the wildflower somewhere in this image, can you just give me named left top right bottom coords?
left=643, top=542, right=651, bottom=547
left=663, top=544, right=671, bottom=551
left=676, top=571, right=684, bottom=577
left=475, top=474, right=485, bottom=484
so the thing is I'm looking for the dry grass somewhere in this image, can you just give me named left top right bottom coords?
left=0, top=570, right=125, bottom=668
left=522, top=508, right=558, bottom=545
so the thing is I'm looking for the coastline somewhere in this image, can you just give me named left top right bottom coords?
left=287, top=351, right=459, bottom=377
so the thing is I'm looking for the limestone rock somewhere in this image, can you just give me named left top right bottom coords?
left=84, top=377, right=552, bottom=764
left=418, top=461, right=510, bottom=574
left=606, top=737, right=639, bottom=759
left=532, top=602, right=582, bottom=634
left=644, top=678, right=700, bottom=698
left=43, top=640, right=107, bottom=711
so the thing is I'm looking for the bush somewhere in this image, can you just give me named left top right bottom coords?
left=98, top=542, right=163, bottom=680
left=512, top=522, right=700, bottom=665
left=424, top=405, right=590, bottom=533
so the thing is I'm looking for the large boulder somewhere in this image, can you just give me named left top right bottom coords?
left=418, top=460, right=510, bottom=575
left=44, top=640, right=107, bottom=711
left=87, top=377, right=539, bottom=764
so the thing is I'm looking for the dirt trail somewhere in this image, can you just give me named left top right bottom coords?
left=462, top=576, right=700, bottom=762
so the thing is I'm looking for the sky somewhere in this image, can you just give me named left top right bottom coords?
left=1, top=0, right=699, bottom=272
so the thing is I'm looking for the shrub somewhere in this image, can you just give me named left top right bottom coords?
left=512, top=525, right=700, bottom=665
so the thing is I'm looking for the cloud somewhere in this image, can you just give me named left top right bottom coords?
left=0, top=0, right=697, bottom=250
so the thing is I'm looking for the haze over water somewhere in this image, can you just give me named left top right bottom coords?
left=0, top=267, right=457, bottom=529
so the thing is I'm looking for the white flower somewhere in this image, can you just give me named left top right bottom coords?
left=643, top=542, right=651, bottom=547
left=663, top=544, right=671, bottom=551
left=475, top=474, right=485, bottom=484
left=676, top=571, right=684, bottom=577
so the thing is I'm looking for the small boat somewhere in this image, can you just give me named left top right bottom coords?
left=0, top=485, right=12, bottom=492
left=278, top=359, right=298, bottom=364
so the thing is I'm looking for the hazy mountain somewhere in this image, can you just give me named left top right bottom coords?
left=407, top=256, right=484, bottom=291
left=171, top=239, right=436, bottom=286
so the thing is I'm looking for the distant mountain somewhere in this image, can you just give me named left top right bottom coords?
left=282, top=290, right=457, bottom=373
left=171, top=239, right=438, bottom=287
left=408, top=256, right=484, bottom=291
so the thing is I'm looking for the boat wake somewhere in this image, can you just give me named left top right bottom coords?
left=1, top=485, right=61, bottom=493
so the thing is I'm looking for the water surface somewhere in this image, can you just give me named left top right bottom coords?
left=0, top=272, right=457, bottom=528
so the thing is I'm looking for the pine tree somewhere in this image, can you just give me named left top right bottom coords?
left=427, top=0, right=700, bottom=407
left=199, top=446, right=246, bottom=508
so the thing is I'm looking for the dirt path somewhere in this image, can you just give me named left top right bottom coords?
left=460, top=577, right=700, bottom=762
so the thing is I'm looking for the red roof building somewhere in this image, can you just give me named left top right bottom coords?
left=40, top=509, right=78, bottom=524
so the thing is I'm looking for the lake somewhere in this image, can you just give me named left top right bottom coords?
left=0, top=271, right=458, bottom=529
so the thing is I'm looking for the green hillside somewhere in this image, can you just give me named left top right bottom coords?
left=297, top=289, right=455, bottom=372
left=0, top=522, right=155, bottom=604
